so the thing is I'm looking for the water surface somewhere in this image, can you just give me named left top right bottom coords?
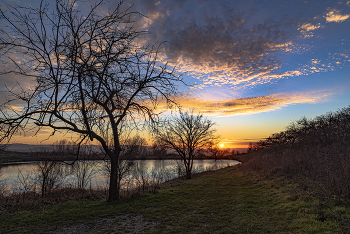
left=0, top=159, right=240, bottom=193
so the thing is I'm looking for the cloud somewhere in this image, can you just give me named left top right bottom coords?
left=135, top=1, right=349, bottom=91
left=135, top=0, right=295, bottom=89
left=298, top=22, right=322, bottom=32
left=162, top=90, right=333, bottom=116
left=183, top=52, right=345, bottom=91
left=324, top=9, right=350, bottom=22
left=298, top=22, right=322, bottom=37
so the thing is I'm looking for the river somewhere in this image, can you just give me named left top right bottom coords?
left=0, top=159, right=240, bottom=194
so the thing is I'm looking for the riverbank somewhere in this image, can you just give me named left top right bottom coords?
left=1, top=165, right=347, bottom=233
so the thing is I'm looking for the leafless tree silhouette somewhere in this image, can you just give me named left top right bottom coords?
left=153, top=111, right=217, bottom=179
left=0, top=0, right=180, bottom=201
left=207, top=139, right=226, bottom=160
left=33, top=148, right=66, bottom=198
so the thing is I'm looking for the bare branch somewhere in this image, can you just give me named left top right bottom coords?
left=0, top=0, right=181, bottom=201
left=153, top=110, right=218, bottom=179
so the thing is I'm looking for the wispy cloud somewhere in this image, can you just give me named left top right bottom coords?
left=325, top=9, right=350, bottom=22
left=182, top=51, right=348, bottom=91
left=162, top=90, right=333, bottom=116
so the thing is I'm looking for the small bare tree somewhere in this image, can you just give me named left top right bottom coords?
left=101, top=133, right=149, bottom=195
left=123, top=136, right=148, bottom=159
left=15, top=169, right=36, bottom=194
left=207, top=139, right=227, bottom=160
left=0, top=0, right=180, bottom=201
left=151, top=142, right=168, bottom=159
left=154, top=111, right=218, bottom=179
left=0, top=166, right=7, bottom=196
left=71, top=160, right=96, bottom=189
left=132, top=161, right=151, bottom=192
left=33, top=147, right=67, bottom=198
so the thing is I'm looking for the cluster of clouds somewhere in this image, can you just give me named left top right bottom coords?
left=298, top=8, right=350, bottom=38
left=133, top=0, right=293, bottom=89
left=124, top=0, right=350, bottom=94
left=1, top=0, right=349, bottom=118
left=122, top=0, right=349, bottom=116
left=325, top=9, right=350, bottom=22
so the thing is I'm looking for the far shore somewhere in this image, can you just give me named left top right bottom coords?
left=0, top=150, right=239, bottom=165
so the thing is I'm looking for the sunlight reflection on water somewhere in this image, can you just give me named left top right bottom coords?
left=0, top=159, right=239, bottom=193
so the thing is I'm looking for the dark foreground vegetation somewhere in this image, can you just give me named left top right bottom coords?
left=237, top=106, right=350, bottom=201
left=1, top=166, right=348, bottom=233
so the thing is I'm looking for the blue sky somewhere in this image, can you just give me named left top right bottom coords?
left=0, top=0, right=349, bottom=149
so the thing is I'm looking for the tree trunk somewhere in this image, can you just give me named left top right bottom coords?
left=108, top=124, right=122, bottom=202
left=185, top=169, right=192, bottom=179
left=108, top=151, right=120, bottom=202
left=185, top=161, right=192, bottom=179
left=42, top=175, right=46, bottom=198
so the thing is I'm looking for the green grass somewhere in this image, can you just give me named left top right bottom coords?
left=1, top=167, right=348, bottom=233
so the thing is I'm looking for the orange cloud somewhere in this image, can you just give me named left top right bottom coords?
left=164, top=90, right=333, bottom=116
left=172, top=51, right=349, bottom=91
left=325, top=9, right=350, bottom=23
left=298, top=22, right=322, bottom=32
left=297, top=22, right=322, bottom=38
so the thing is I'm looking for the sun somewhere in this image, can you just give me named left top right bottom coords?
left=219, top=144, right=224, bottom=148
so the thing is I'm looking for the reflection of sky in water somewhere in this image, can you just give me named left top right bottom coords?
left=0, top=160, right=240, bottom=193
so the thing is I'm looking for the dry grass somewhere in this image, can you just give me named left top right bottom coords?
left=1, top=166, right=345, bottom=234
left=0, top=187, right=108, bottom=214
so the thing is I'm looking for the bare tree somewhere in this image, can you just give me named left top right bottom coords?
left=151, top=142, right=168, bottom=159
left=33, top=146, right=67, bottom=198
left=207, top=139, right=226, bottom=160
left=69, top=145, right=97, bottom=189
left=0, top=0, right=180, bottom=201
left=132, top=160, right=151, bottom=193
left=122, top=135, right=148, bottom=159
left=153, top=111, right=217, bottom=179
left=101, top=133, right=149, bottom=196
left=0, top=167, right=7, bottom=196
left=71, top=160, right=96, bottom=189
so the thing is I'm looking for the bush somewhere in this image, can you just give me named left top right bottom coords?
left=244, top=106, right=350, bottom=200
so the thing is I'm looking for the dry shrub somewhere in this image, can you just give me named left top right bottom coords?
left=0, top=187, right=107, bottom=214
left=243, top=106, right=350, bottom=200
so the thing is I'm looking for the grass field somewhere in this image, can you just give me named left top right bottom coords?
left=1, top=166, right=348, bottom=233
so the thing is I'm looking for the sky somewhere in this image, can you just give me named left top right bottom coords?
left=1, top=0, right=350, bottom=150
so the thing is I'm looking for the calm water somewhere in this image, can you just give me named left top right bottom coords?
left=0, top=159, right=239, bottom=193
